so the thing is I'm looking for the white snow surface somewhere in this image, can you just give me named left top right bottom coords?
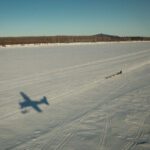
left=0, top=42, right=150, bottom=150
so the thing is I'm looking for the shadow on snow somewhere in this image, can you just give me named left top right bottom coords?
left=19, top=92, right=49, bottom=113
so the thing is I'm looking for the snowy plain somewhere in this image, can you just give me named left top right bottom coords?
left=0, top=42, right=150, bottom=150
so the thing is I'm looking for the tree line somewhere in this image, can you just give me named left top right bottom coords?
left=0, top=35, right=150, bottom=46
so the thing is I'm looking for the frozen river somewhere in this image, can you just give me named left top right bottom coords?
left=0, top=42, right=150, bottom=150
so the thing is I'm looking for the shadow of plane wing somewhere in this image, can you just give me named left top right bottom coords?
left=20, top=92, right=31, bottom=102
left=32, top=104, right=42, bottom=112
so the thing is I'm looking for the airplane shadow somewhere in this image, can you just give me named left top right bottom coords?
left=19, top=92, right=49, bottom=113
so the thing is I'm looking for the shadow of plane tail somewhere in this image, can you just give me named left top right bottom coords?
left=41, top=96, right=49, bottom=105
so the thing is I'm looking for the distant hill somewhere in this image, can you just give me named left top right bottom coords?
left=93, top=33, right=121, bottom=41
left=94, top=33, right=120, bottom=38
left=0, top=34, right=150, bottom=46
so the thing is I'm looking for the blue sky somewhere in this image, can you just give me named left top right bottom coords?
left=0, top=0, right=150, bottom=37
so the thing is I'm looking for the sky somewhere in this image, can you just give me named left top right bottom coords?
left=0, top=0, right=150, bottom=37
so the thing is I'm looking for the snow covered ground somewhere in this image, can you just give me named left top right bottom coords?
left=0, top=42, right=150, bottom=150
